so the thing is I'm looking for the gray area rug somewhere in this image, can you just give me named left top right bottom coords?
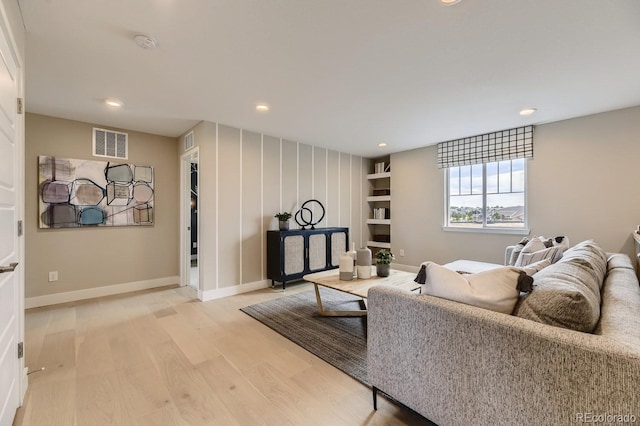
left=240, top=287, right=369, bottom=385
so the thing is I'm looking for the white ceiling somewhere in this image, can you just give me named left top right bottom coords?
left=18, top=0, right=640, bottom=158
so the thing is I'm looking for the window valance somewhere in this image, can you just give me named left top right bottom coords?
left=437, top=125, right=534, bottom=169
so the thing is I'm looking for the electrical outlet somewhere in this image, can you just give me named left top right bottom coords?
left=399, top=249, right=405, bottom=257
left=48, top=271, right=58, bottom=282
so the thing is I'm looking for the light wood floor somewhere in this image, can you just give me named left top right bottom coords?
left=14, top=282, right=432, bottom=426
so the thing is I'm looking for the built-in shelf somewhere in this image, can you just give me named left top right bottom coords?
left=368, top=158, right=391, bottom=252
left=367, top=241, right=391, bottom=249
left=367, top=195, right=391, bottom=202
left=367, top=172, right=391, bottom=180
left=367, top=219, right=391, bottom=225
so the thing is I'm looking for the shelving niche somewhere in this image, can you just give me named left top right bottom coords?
left=367, top=157, right=391, bottom=253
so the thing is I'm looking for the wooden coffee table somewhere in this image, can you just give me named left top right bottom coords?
left=303, top=267, right=420, bottom=317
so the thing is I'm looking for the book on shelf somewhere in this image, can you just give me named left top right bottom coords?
left=372, top=188, right=391, bottom=196
left=373, top=207, right=387, bottom=220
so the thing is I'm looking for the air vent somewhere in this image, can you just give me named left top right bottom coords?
left=184, top=131, right=195, bottom=151
left=93, top=128, right=128, bottom=159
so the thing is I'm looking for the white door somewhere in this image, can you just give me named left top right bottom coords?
left=180, top=149, right=199, bottom=292
left=0, top=11, right=23, bottom=426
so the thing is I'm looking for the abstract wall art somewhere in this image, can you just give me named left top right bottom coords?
left=38, top=156, right=154, bottom=228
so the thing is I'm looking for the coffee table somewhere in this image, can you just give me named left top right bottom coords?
left=303, top=267, right=420, bottom=317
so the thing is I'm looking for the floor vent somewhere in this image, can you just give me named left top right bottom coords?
left=93, top=127, right=128, bottom=159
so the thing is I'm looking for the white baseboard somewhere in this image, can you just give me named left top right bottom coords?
left=199, top=279, right=270, bottom=302
left=25, top=276, right=180, bottom=309
left=391, top=262, right=420, bottom=274
left=20, top=366, right=27, bottom=405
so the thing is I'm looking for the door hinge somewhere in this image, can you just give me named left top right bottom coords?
left=17, top=220, right=23, bottom=237
left=17, top=97, right=23, bottom=114
left=17, top=342, right=23, bottom=359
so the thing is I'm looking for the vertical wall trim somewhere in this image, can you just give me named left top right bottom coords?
left=338, top=153, right=341, bottom=226
left=239, top=129, right=243, bottom=285
left=349, top=155, right=352, bottom=236
left=360, top=156, right=363, bottom=247
left=325, top=149, right=328, bottom=227
left=260, top=133, right=264, bottom=280
left=279, top=138, right=283, bottom=212
left=296, top=142, right=299, bottom=211
left=311, top=146, right=315, bottom=199
left=215, top=122, right=219, bottom=289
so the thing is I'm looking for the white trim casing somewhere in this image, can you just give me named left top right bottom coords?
left=25, top=276, right=180, bottom=309
left=199, top=279, right=270, bottom=302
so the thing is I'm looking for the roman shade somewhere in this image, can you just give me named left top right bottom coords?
left=437, top=125, right=534, bottom=168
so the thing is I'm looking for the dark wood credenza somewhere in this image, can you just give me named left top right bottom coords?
left=267, top=227, right=349, bottom=289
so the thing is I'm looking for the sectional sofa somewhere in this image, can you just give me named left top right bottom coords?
left=367, top=241, right=640, bottom=425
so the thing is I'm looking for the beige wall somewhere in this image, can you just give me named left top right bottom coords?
left=391, top=106, right=640, bottom=268
left=179, top=121, right=368, bottom=294
left=25, top=113, right=180, bottom=298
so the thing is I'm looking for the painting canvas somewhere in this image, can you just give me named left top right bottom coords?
left=38, top=156, right=154, bottom=228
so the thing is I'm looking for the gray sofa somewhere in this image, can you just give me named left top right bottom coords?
left=368, top=245, right=640, bottom=425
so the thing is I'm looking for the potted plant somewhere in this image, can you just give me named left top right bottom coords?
left=375, top=249, right=394, bottom=277
left=274, top=212, right=292, bottom=231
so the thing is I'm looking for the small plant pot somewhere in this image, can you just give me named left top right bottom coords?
left=279, top=220, right=289, bottom=231
left=376, top=263, right=390, bottom=277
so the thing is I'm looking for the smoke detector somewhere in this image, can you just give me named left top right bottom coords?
left=134, top=34, right=159, bottom=50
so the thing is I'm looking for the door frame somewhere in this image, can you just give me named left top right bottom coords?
left=0, top=0, right=26, bottom=418
left=180, top=148, right=200, bottom=295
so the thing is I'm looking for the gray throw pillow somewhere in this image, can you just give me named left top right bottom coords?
left=513, top=240, right=607, bottom=333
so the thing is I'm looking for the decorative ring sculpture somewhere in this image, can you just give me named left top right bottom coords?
left=294, top=199, right=325, bottom=230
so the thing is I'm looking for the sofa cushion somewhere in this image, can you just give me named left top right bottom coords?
left=513, top=240, right=607, bottom=332
left=418, top=261, right=531, bottom=314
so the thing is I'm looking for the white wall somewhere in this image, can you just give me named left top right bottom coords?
left=180, top=121, right=368, bottom=299
left=391, top=106, right=640, bottom=269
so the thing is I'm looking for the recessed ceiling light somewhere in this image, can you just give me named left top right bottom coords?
left=134, top=34, right=159, bottom=50
left=378, top=142, right=387, bottom=148
left=441, top=0, right=462, bottom=5
left=520, top=107, right=538, bottom=116
left=255, top=103, right=270, bottom=112
left=105, top=98, right=123, bottom=108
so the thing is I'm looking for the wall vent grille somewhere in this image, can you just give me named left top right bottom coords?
left=184, top=131, right=195, bottom=151
left=93, top=128, right=128, bottom=159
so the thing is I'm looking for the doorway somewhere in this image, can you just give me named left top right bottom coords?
left=181, top=149, right=199, bottom=292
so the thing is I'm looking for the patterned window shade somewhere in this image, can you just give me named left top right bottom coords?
left=437, top=125, right=534, bottom=168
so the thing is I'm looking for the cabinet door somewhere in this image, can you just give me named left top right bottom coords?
left=330, top=231, right=347, bottom=267
left=308, top=234, right=327, bottom=271
left=283, top=235, right=305, bottom=275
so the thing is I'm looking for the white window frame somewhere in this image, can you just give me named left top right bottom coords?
left=443, top=159, right=529, bottom=235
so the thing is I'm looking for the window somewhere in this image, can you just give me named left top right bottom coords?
left=446, top=158, right=527, bottom=231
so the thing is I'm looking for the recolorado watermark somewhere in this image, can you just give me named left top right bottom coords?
left=575, top=413, right=637, bottom=423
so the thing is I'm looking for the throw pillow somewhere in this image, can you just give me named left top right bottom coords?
left=517, top=237, right=547, bottom=256
left=508, top=245, right=524, bottom=266
left=515, top=246, right=563, bottom=267
left=513, top=240, right=607, bottom=333
left=553, top=235, right=570, bottom=251
left=518, top=258, right=551, bottom=276
left=418, top=262, right=533, bottom=314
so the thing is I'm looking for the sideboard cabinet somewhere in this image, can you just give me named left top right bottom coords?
left=267, top=227, right=349, bottom=289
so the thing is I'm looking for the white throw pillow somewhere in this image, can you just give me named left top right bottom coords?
left=519, top=237, right=547, bottom=255
left=420, top=261, right=528, bottom=314
left=518, top=258, right=551, bottom=276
